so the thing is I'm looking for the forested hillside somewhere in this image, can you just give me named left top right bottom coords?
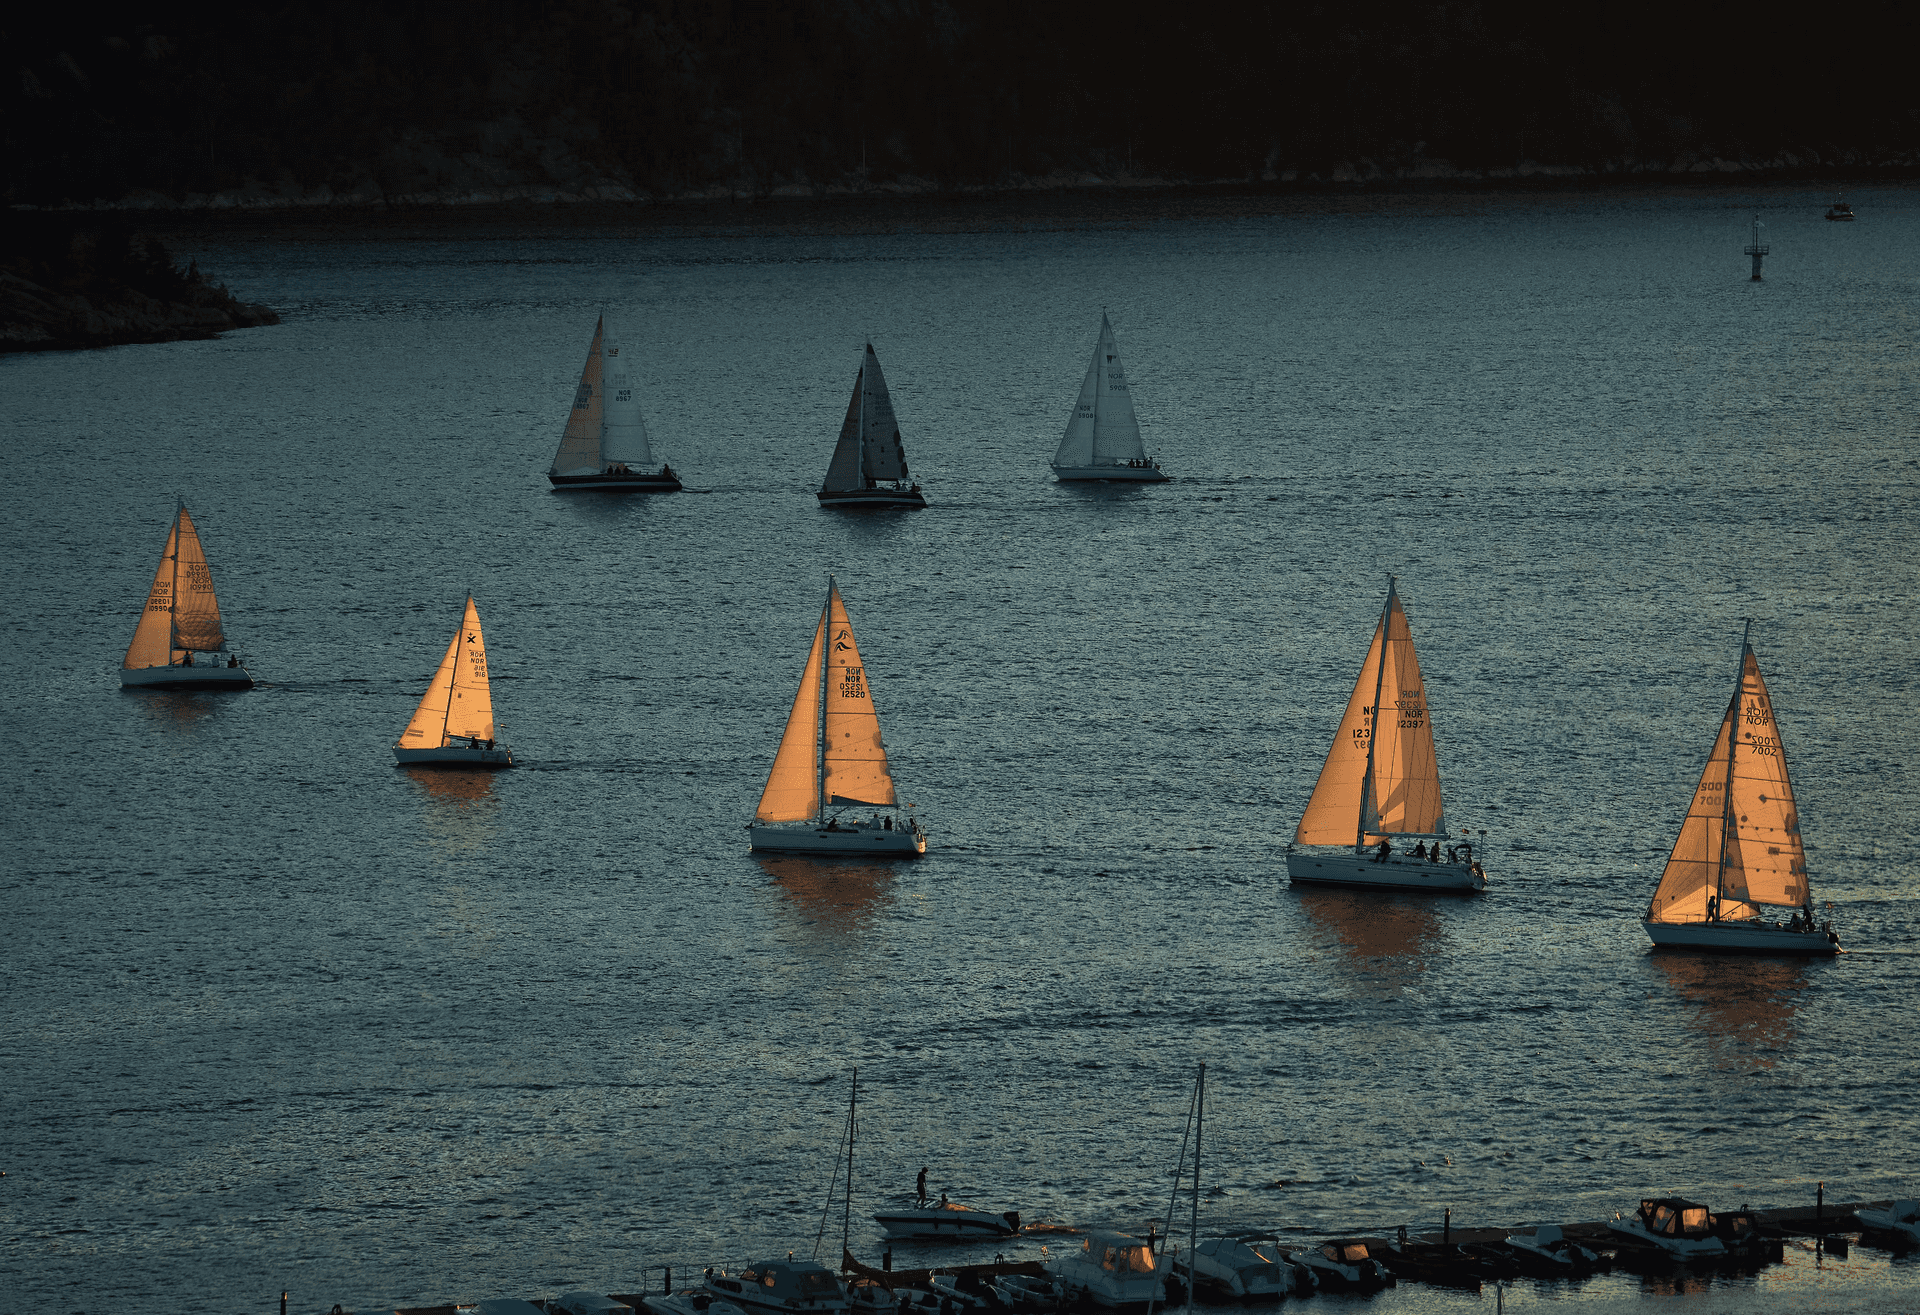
left=7, top=0, right=1913, bottom=206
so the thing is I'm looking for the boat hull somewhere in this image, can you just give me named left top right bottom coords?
left=395, top=745, right=514, bottom=767
left=1643, top=919, right=1839, bottom=955
left=548, top=471, right=682, bottom=491
left=1051, top=463, right=1168, bottom=482
left=873, top=1208, right=1017, bottom=1241
left=750, top=824, right=925, bottom=855
left=120, top=663, right=253, bottom=689
left=1606, top=1220, right=1726, bottom=1259
left=818, top=487, right=927, bottom=508
left=1286, top=850, right=1486, bottom=892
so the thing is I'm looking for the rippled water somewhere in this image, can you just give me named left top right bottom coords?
left=4, top=186, right=1918, bottom=1314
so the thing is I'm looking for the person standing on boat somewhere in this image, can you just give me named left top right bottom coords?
left=917, top=1166, right=929, bottom=1205
left=1374, top=839, right=1390, bottom=863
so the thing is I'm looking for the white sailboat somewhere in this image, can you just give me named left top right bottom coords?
left=818, top=344, right=926, bottom=508
left=1050, top=313, right=1167, bottom=482
left=1285, top=578, right=1486, bottom=892
left=1642, top=625, right=1839, bottom=954
left=749, top=577, right=925, bottom=854
left=547, top=314, right=682, bottom=491
left=121, top=503, right=252, bottom=688
left=394, top=597, right=514, bottom=767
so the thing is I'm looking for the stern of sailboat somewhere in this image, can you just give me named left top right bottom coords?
left=120, top=660, right=254, bottom=690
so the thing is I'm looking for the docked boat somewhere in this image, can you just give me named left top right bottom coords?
left=1607, top=1198, right=1727, bottom=1259
left=1825, top=199, right=1856, bottom=221
left=749, top=577, right=926, bottom=855
left=843, top=1276, right=897, bottom=1315
left=1642, top=626, right=1839, bottom=954
left=819, top=344, right=925, bottom=508
left=1856, top=1200, right=1920, bottom=1243
left=1045, top=1232, right=1164, bottom=1312
left=644, top=1288, right=750, bottom=1315
left=394, top=597, right=513, bottom=767
left=1285, top=578, right=1486, bottom=892
left=990, top=1273, right=1066, bottom=1311
left=1288, top=1241, right=1390, bottom=1290
left=121, top=503, right=252, bottom=689
left=1173, top=1237, right=1307, bottom=1300
left=1050, top=313, right=1167, bottom=482
left=704, top=1262, right=849, bottom=1315
left=1497, top=1225, right=1602, bottom=1273
left=547, top=315, right=682, bottom=491
left=554, top=1295, right=636, bottom=1315
left=874, top=1200, right=1021, bottom=1242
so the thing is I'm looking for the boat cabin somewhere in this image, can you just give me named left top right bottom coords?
left=712, top=1262, right=846, bottom=1312
left=1321, top=1242, right=1372, bottom=1265
left=1636, top=1198, right=1713, bottom=1239
left=1083, top=1232, right=1158, bottom=1275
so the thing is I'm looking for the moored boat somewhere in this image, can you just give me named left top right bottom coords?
left=1287, top=1240, right=1390, bottom=1290
left=1497, top=1225, right=1603, bottom=1273
left=643, top=1293, right=750, bottom=1315
left=1856, top=1200, right=1920, bottom=1244
left=819, top=344, right=925, bottom=508
left=1050, top=313, right=1167, bottom=482
left=1285, top=578, right=1486, bottom=893
left=1641, top=625, right=1839, bottom=954
left=1044, top=1232, right=1163, bottom=1312
left=874, top=1201, right=1021, bottom=1242
left=393, top=597, right=513, bottom=767
left=1171, top=1236, right=1306, bottom=1300
left=547, top=315, right=682, bottom=491
left=749, top=577, right=926, bottom=855
left=121, top=503, right=252, bottom=689
left=1607, top=1198, right=1727, bottom=1259
left=704, top=1262, right=849, bottom=1315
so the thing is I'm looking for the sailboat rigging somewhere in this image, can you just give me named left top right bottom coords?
left=819, top=344, right=927, bottom=508
left=748, top=576, right=926, bottom=854
left=121, top=502, right=252, bottom=689
left=1286, top=577, right=1486, bottom=892
left=546, top=314, right=683, bottom=491
left=393, top=597, right=514, bottom=767
left=1051, top=313, right=1168, bottom=482
left=1641, top=623, right=1839, bottom=954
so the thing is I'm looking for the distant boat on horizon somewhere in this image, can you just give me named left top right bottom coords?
left=1286, top=578, right=1486, bottom=892
left=121, top=502, right=252, bottom=689
left=547, top=314, right=682, bottom=491
left=819, top=344, right=926, bottom=508
left=1825, top=198, right=1856, bottom=221
left=394, top=597, right=513, bottom=767
left=1050, top=312, right=1167, bottom=482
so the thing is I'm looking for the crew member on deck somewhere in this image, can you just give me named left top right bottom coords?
left=917, top=1166, right=929, bottom=1205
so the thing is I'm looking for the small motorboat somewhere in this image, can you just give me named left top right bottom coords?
left=1169, top=1236, right=1306, bottom=1300
left=874, top=1202, right=1020, bottom=1242
left=1608, top=1198, right=1727, bottom=1259
left=989, top=1274, right=1064, bottom=1311
left=705, top=1262, right=850, bottom=1315
left=646, top=1292, right=750, bottom=1315
left=844, top=1278, right=898, bottom=1315
left=1286, top=1240, right=1390, bottom=1290
left=554, top=1295, right=636, bottom=1315
left=925, top=1274, right=1000, bottom=1310
left=1045, top=1231, right=1165, bottom=1312
left=1498, top=1225, right=1603, bottom=1272
left=1825, top=199, right=1856, bottom=221
left=1855, top=1200, right=1920, bottom=1244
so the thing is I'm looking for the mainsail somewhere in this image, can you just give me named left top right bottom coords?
left=1295, top=579, right=1447, bottom=846
left=398, top=598, right=498, bottom=750
left=599, top=324, right=655, bottom=467
left=822, top=345, right=911, bottom=491
left=551, top=316, right=608, bottom=476
left=1647, top=644, right=1807, bottom=924
left=124, top=504, right=227, bottom=669
left=753, top=577, right=898, bottom=823
left=1052, top=313, right=1145, bottom=468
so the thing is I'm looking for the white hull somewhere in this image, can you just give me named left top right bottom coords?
left=1643, top=919, right=1839, bottom=955
left=750, top=823, right=925, bottom=855
left=873, top=1207, right=1017, bottom=1241
left=1286, top=849, right=1485, bottom=892
left=1607, top=1219, right=1726, bottom=1259
left=818, top=487, right=927, bottom=508
left=549, top=472, right=683, bottom=491
left=121, top=662, right=252, bottom=689
left=395, top=745, right=513, bottom=767
left=1051, top=463, right=1168, bottom=482
left=1855, top=1204, right=1920, bottom=1243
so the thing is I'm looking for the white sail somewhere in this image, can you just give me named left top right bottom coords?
left=1054, top=313, right=1145, bottom=468
left=599, top=323, right=655, bottom=466
left=124, top=504, right=228, bottom=669
left=822, top=365, right=866, bottom=493
left=550, top=316, right=607, bottom=476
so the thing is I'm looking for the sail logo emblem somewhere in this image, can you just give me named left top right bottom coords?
left=833, top=628, right=852, bottom=653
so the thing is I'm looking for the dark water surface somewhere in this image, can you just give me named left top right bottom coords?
left=4, top=187, right=1918, bottom=1314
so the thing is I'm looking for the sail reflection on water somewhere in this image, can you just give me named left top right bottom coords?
left=401, top=764, right=500, bottom=856
left=757, top=854, right=897, bottom=936
left=129, top=689, right=221, bottom=729
left=1297, top=890, right=1442, bottom=995
left=1656, top=954, right=1807, bottom=1070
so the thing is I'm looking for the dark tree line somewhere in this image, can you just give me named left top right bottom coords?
left=6, top=0, right=1913, bottom=205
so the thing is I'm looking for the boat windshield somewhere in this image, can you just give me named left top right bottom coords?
left=1100, top=1244, right=1155, bottom=1273
left=795, top=1272, right=841, bottom=1296
left=1327, top=1244, right=1369, bottom=1263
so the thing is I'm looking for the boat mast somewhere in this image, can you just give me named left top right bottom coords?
left=1358, top=578, right=1394, bottom=850
left=842, top=1067, right=856, bottom=1260
left=1712, top=619, right=1752, bottom=922
left=816, top=578, right=834, bottom=822
left=168, top=502, right=183, bottom=659
left=1187, top=1062, right=1203, bottom=1315
left=858, top=353, right=869, bottom=484
left=442, top=598, right=466, bottom=747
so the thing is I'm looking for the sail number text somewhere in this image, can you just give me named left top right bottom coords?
left=838, top=666, right=867, bottom=700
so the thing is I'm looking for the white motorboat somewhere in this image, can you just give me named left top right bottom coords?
left=1287, top=1241, right=1389, bottom=1290
left=990, top=1273, right=1065, bottom=1310
left=1856, top=1200, right=1920, bottom=1243
left=393, top=597, right=514, bottom=767
left=1049, top=313, right=1168, bottom=482
left=643, top=1290, right=750, bottom=1315
left=1500, top=1225, right=1601, bottom=1271
left=1045, top=1232, right=1164, bottom=1312
left=818, top=344, right=926, bottom=508
left=1607, top=1198, right=1727, bottom=1259
left=547, top=314, right=682, bottom=491
left=925, top=1275, right=996, bottom=1309
left=1642, top=624, right=1840, bottom=954
left=554, top=1294, right=636, bottom=1315
left=120, top=502, right=253, bottom=689
left=844, top=1276, right=897, bottom=1315
left=874, top=1201, right=1021, bottom=1242
left=749, top=577, right=926, bottom=855
left=1171, top=1236, right=1302, bottom=1300
left=1286, top=578, right=1487, bottom=893
left=704, top=1262, right=849, bottom=1315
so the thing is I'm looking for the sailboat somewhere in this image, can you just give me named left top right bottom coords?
left=121, top=503, right=252, bottom=688
left=819, top=344, right=926, bottom=508
left=1285, top=578, right=1486, bottom=892
left=749, top=577, right=925, bottom=854
left=1641, top=626, right=1839, bottom=953
left=393, top=597, right=514, bottom=767
left=546, top=314, right=682, bottom=491
left=1051, top=313, right=1167, bottom=482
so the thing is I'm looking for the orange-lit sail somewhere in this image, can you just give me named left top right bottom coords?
left=755, top=607, right=828, bottom=823
left=124, top=505, right=227, bottom=669
left=1295, top=580, right=1446, bottom=846
left=1648, top=646, right=1807, bottom=924
left=821, top=581, right=897, bottom=808
left=398, top=598, right=498, bottom=750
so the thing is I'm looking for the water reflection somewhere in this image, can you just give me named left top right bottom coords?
left=1657, top=955, right=1806, bottom=1071
left=1296, top=890, right=1442, bottom=997
left=757, top=854, right=897, bottom=938
left=125, top=688, right=222, bottom=729
left=401, top=765, right=499, bottom=854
